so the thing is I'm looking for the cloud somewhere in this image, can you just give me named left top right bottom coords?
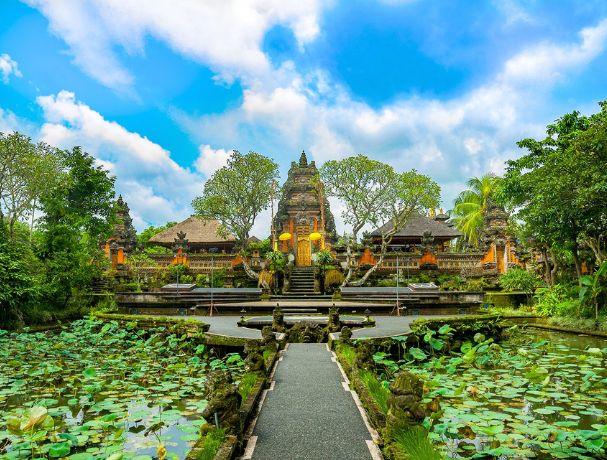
left=195, top=144, right=232, bottom=177
left=0, top=53, right=22, bottom=83
left=25, top=0, right=328, bottom=89
left=36, top=90, right=204, bottom=228
left=178, top=18, right=607, bottom=213
left=501, top=18, right=607, bottom=85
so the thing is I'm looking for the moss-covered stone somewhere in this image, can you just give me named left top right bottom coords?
left=340, top=326, right=352, bottom=344
left=386, top=371, right=427, bottom=438
left=327, top=306, right=341, bottom=332
left=244, top=340, right=265, bottom=373
left=272, top=305, right=286, bottom=332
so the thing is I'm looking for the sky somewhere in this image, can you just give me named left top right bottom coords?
left=1, top=0, right=607, bottom=237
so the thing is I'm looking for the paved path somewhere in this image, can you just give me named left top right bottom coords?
left=248, top=344, right=377, bottom=460
left=190, top=315, right=263, bottom=339
left=189, top=314, right=431, bottom=339
left=189, top=314, right=428, bottom=339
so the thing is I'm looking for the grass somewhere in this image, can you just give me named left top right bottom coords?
left=238, top=372, right=259, bottom=403
left=487, top=306, right=537, bottom=317
left=195, top=428, right=226, bottom=460
left=358, top=368, right=390, bottom=414
left=337, top=343, right=356, bottom=367
left=392, top=426, right=443, bottom=460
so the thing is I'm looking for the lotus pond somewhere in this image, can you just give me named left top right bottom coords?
left=0, top=319, right=245, bottom=459
left=391, top=329, right=607, bottom=459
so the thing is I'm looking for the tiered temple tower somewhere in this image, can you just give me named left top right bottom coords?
left=273, top=151, right=337, bottom=266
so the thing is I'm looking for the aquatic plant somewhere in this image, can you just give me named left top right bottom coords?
left=0, top=319, right=243, bottom=458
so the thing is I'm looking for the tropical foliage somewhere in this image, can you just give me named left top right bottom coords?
left=0, top=134, right=116, bottom=328
left=320, top=155, right=440, bottom=286
left=449, top=174, right=500, bottom=247
left=0, top=319, right=246, bottom=459
left=192, top=151, right=279, bottom=248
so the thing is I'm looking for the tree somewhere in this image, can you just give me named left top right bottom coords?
left=579, top=261, right=607, bottom=322
left=38, top=146, right=115, bottom=309
left=0, top=133, right=61, bottom=238
left=450, top=174, right=501, bottom=248
left=502, top=102, right=607, bottom=283
left=192, top=151, right=279, bottom=278
left=0, top=220, right=41, bottom=327
left=138, top=221, right=177, bottom=246
left=320, top=156, right=440, bottom=286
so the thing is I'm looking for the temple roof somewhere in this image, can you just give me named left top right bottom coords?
left=370, top=214, right=462, bottom=239
left=149, top=216, right=236, bottom=246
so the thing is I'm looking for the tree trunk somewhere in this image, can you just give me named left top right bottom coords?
left=549, top=249, right=558, bottom=286
left=241, top=255, right=259, bottom=280
left=541, top=249, right=551, bottom=285
left=572, top=244, right=582, bottom=286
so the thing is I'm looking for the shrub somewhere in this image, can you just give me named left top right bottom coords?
left=195, top=274, right=208, bottom=287
left=324, top=269, right=344, bottom=291
left=499, top=268, right=542, bottom=292
left=465, top=277, right=488, bottom=291
left=534, top=284, right=582, bottom=317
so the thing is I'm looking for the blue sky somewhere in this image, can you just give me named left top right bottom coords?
left=1, top=0, right=607, bottom=235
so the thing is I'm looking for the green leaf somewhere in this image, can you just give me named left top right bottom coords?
left=49, top=442, right=71, bottom=457
left=82, top=367, right=96, bottom=378
left=409, top=348, right=427, bottom=360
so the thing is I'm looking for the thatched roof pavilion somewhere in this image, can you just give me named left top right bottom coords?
left=149, top=216, right=237, bottom=253
left=370, top=214, right=462, bottom=251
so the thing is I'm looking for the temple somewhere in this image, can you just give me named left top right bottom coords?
left=105, top=152, right=520, bottom=279
left=273, top=151, right=337, bottom=266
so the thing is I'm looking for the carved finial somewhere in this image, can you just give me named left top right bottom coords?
left=299, top=150, right=308, bottom=167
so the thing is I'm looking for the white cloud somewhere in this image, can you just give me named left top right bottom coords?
left=493, top=0, right=533, bottom=27
left=501, top=18, right=607, bottom=85
left=25, top=0, right=328, bottom=89
left=36, top=90, right=203, bottom=228
left=0, top=53, right=22, bottom=83
left=195, top=144, right=232, bottom=178
left=178, top=19, right=607, bottom=209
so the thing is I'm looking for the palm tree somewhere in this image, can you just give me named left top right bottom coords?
left=450, top=174, right=500, bottom=247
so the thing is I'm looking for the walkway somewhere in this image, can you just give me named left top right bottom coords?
left=190, top=315, right=263, bottom=339
left=246, top=343, right=379, bottom=460
left=191, top=314, right=425, bottom=340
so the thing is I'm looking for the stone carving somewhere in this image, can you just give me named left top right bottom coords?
left=261, top=326, right=277, bottom=349
left=340, top=326, right=352, bottom=344
left=386, top=371, right=428, bottom=436
left=272, top=305, right=286, bottom=332
left=244, top=340, right=265, bottom=373
left=287, top=320, right=327, bottom=343
left=355, top=341, right=375, bottom=370
left=201, top=382, right=242, bottom=434
left=203, top=369, right=233, bottom=400
left=327, top=306, right=341, bottom=332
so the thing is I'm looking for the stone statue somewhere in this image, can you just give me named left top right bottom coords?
left=340, top=326, right=352, bottom=344
left=244, top=340, right=265, bottom=374
left=386, top=371, right=428, bottom=437
left=261, top=326, right=277, bottom=350
left=327, top=306, right=341, bottom=332
left=272, top=305, right=286, bottom=332
left=355, top=341, right=375, bottom=370
left=201, top=382, right=242, bottom=434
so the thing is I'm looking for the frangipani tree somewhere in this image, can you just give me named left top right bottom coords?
left=320, top=155, right=440, bottom=286
left=192, top=150, right=279, bottom=279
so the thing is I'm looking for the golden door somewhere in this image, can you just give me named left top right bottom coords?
left=296, top=230, right=312, bottom=266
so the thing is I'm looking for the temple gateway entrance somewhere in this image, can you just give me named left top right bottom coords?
left=295, top=226, right=311, bottom=266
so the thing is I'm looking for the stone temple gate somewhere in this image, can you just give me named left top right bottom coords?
left=273, top=151, right=337, bottom=266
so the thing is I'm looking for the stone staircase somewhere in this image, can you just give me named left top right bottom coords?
left=285, top=266, right=317, bottom=297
